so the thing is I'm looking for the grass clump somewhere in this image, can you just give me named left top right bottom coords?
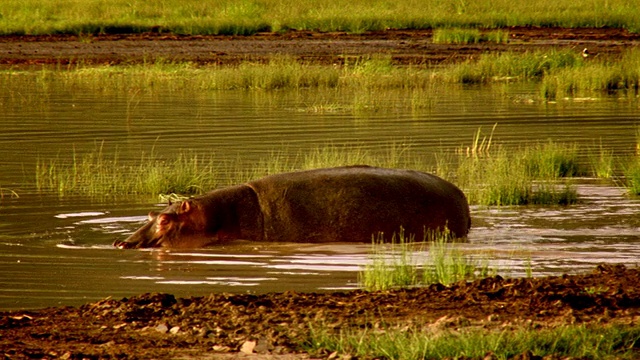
left=305, top=323, right=640, bottom=359
left=541, top=48, right=640, bottom=100
left=433, top=28, right=509, bottom=44
left=34, top=142, right=416, bottom=197
left=446, top=126, right=579, bottom=206
left=360, top=228, right=494, bottom=291
left=35, top=143, right=219, bottom=197
left=440, top=49, right=582, bottom=83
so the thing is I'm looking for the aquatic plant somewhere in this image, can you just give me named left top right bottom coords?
left=447, top=127, right=579, bottom=206
left=360, top=228, right=494, bottom=291
left=439, top=49, right=583, bottom=83
left=540, top=48, right=640, bottom=99
left=35, top=143, right=220, bottom=197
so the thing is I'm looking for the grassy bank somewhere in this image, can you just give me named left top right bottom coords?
left=2, top=0, right=639, bottom=35
left=305, top=323, right=640, bottom=359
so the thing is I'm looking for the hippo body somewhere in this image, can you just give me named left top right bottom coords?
left=114, top=166, right=471, bottom=249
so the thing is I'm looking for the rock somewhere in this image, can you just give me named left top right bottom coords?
left=240, top=340, right=256, bottom=354
left=155, top=324, right=169, bottom=334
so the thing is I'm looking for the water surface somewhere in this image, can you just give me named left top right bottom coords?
left=1, top=80, right=639, bottom=310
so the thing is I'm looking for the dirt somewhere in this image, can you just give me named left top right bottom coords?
left=0, top=27, right=639, bottom=68
left=2, top=28, right=640, bottom=359
left=2, top=264, right=640, bottom=359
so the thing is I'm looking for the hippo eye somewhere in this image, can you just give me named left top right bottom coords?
left=158, top=215, right=170, bottom=226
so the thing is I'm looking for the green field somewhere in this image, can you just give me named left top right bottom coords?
left=1, top=0, right=639, bottom=35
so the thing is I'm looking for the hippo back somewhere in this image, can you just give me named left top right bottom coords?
left=248, top=166, right=470, bottom=243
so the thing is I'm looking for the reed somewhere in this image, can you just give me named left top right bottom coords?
left=34, top=142, right=416, bottom=197
left=35, top=143, right=220, bottom=197
left=360, top=228, right=495, bottom=291
left=304, top=323, right=640, bottom=359
left=446, top=127, right=579, bottom=206
left=540, top=48, right=640, bottom=100
left=2, top=0, right=639, bottom=36
left=432, top=28, right=509, bottom=44
left=623, top=159, right=640, bottom=196
left=589, top=143, right=615, bottom=179
left=7, top=49, right=639, bottom=100
left=439, top=50, right=583, bottom=84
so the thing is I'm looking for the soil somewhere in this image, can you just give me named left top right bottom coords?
left=2, top=28, right=640, bottom=359
left=2, top=264, right=640, bottom=359
left=0, top=27, right=639, bottom=68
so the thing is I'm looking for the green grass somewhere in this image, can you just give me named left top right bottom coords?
left=540, top=48, right=640, bottom=100
left=444, top=127, right=580, bottom=206
left=304, top=323, right=640, bottom=359
left=2, top=0, right=640, bottom=36
left=32, top=124, right=640, bottom=201
left=35, top=142, right=221, bottom=197
left=432, top=28, right=509, bottom=44
left=6, top=48, right=640, bottom=101
left=360, top=228, right=495, bottom=291
left=438, top=49, right=583, bottom=84
left=34, top=142, right=414, bottom=197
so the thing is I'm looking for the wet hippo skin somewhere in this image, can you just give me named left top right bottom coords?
left=113, top=166, right=471, bottom=249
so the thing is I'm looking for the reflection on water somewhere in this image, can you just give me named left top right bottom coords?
left=1, top=82, right=640, bottom=309
left=1, top=182, right=639, bottom=310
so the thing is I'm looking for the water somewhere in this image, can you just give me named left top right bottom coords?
left=1, top=79, right=640, bottom=310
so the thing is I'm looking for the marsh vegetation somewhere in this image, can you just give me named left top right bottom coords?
left=2, top=0, right=639, bottom=35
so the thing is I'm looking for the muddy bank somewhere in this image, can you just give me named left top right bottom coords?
left=2, top=264, right=639, bottom=359
left=1, top=27, right=639, bottom=68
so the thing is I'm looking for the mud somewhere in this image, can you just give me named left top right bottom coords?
left=0, top=27, right=639, bottom=68
left=2, top=264, right=640, bottom=359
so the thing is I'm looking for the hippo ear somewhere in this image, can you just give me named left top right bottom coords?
left=180, top=200, right=192, bottom=214
left=148, top=211, right=159, bottom=221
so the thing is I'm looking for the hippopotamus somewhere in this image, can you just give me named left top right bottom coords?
left=113, top=166, right=470, bottom=249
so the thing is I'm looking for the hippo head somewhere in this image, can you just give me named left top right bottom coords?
left=114, top=200, right=210, bottom=249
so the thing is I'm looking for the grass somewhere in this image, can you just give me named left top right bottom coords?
left=432, top=28, right=509, bottom=44
left=36, top=134, right=640, bottom=202
left=438, top=49, right=583, bottom=84
left=540, top=48, right=640, bottom=100
left=2, top=0, right=640, bottom=36
left=442, top=126, right=580, bottom=206
left=34, top=142, right=414, bottom=198
left=360, top=228, right=495, bottom=291
left=5, top=48, right=640, bottom=101
left=35, top=142, right=221, bottom=197
left=35, top=121, right=640, bottom=201
left=304, top=323, right=640, bottom=359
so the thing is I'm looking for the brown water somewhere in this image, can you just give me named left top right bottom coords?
left=1, top=80, right=640, bottom=310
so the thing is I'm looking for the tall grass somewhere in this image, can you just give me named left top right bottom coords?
left=445, top=127, right=579, bottom=206
left=8, top=48, right=640, bottom=101
left=304, top=323, right=640, bottom=359
left=540, top=48, right=640, bottom=100
left=35, top=143, right=220, bottom=197
left=35, top=129, right=640, bottom=201
left=439, top=49, right=583, bottom=83
left=35, top=142, right=414, bottom=197
left=432, top=28, right=509, bottom=44
left=360, top=228, right=495, bottom=291
left=2, top=0, right=639, bottom=35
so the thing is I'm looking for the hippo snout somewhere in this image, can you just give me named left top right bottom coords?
left=113, top=239, right=136, bottom=249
